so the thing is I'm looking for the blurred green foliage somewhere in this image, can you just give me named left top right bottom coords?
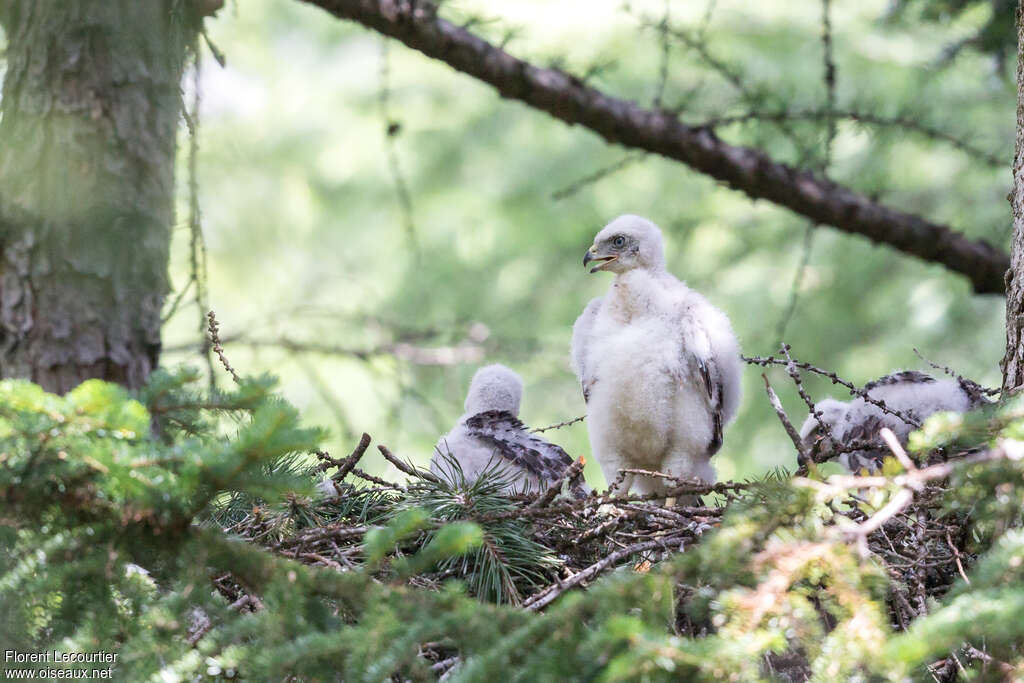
left=161, top=0, right=1012, bottom=488
left=889, top=0, right=1016, bottom=63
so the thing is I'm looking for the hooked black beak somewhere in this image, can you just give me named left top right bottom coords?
left=583, top=247, right=617, bottom=273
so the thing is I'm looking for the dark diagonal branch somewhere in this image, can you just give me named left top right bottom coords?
left=298, top=0, right=1009, bottom=294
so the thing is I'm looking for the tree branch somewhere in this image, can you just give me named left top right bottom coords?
left=298, top=0, right=1009, bottom=294
left=522, top=534, right=683, bottom=611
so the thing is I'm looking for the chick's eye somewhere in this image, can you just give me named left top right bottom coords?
left=612, top=236, right=626, bottom=248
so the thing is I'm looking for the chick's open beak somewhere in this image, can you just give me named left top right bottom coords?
left=583, top=247, right=617, bottom=273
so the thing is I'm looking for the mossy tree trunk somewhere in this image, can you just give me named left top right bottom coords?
left=0, top=1, right=198, bottom=393
left=1004, top=1, right=1024, bottom=392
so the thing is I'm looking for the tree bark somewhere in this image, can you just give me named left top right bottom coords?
left=301, top=0, right=1010, bottom=295
left=0, top=1, right=196, bottom=392
left=1003, top=1, right=1024, bottom=391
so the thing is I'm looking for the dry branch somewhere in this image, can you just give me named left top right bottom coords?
left=299, top=0, right=1009, bottom=294
left=745, top=348, right=922, bottom=428
left=316, top=433, right=373, bottom=482
left=206, top=310, right=240, bottom=383
left=761, top=373, right=810, bottom=472
left=166, top=334, right=486, bottom=366
left=522, top=534, right=683, bottom=611
left=698, top=109, right=1004, bottom=168
left=530, top=414, right=586, bottom=434
left=796, top=438, right=1024, bottom=557
left=378, top=443, right=442, bottom=483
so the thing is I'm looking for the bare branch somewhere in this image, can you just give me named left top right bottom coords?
left=377, top=444, right=441, bottom=483
left=315, top=433, right=373, bottom=482
left=206, top=310, right=240, bottom=384
left=761, top=373, right=810, bottom=473
left=797, top=438, right=1024, bottom=555
left=773, top=224, right=816, bottom=346
left=377, top=39, right=419, bottom=256
left=820, top=0, right=836, bottom=171
left=522, top=534, right=682, bottom=611
left=530, top=414, right=586, bottom=434
left=699, top=109, right=1004, bottom=169
left=165, top=333, right=486, bottom=366
left=745, top=348, right=922, bottom=428
left=550, top=152, right=643, bottom=200
left=913, top=347, right=1001, bottom=397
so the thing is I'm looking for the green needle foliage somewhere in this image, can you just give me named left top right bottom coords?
left=402, top=452, right=563, bottom=604
left=3, top=370, right=1024, bottom=680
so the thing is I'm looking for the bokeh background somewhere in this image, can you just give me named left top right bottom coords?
left=162, top=0, right=1012, bottom=486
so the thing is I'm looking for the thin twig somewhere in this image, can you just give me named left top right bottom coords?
left=530, top=414, right=586, bottom=434
left=761, top=373, right=810, bottom=473
left=946, top=529, right=970, bottom=585
left=206, top=310, right=240, bottom=384
left=271, top=524, right=370, bottom=551
left=746, top=347, right=921, bottom=428
left=651, top=0, right=672, bottom=109
left=913, top=347, right=1000, bottom=397
left=316, top=433, right=373, bottom=482
left=697, top=109, right=1003, bottom=168
left=351, top=467, right=403, bottom=489
left=774, top=223, right=816, bottom=346
left=523, top=534, right=683, bottom=611
left=166, top=333, right=487, bottom=367
left=550, top=153, right=644, bottom=201
left=630, top=8, right=814, bottom=162
left=797, top=439, right=1024, bottom=556
left=183, top=53, right=215, bottom=390
left=475, top=483, right=740, bottom=524
left=377, top=39, right=419, bottom=257
left=820, top=0, right=836, bottom=172
left=962, top=645, right=1015, bottom=675
left=378, top=444, right=441, bottom=483
left=616, top=468, right=688, bottom=485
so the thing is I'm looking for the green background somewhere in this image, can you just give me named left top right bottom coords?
left=163, top=0, right=1011, bottom=487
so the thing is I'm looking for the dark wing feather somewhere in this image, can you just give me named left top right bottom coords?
left=697, top=357, right=724, bottom=456
left=802, top=423, right=831, bottom=461
left=957, top=376, right=993, bottom=408
left=863, top=370, right=935, bottom=391
left=464, top=410, right=575, bottom=485
left=839, top=414, right=886, bottom=472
